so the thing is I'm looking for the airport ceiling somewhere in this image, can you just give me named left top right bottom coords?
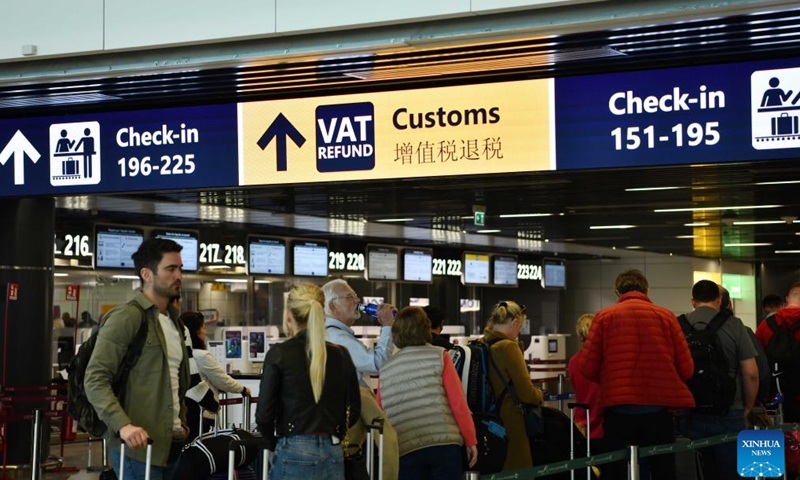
left=8, top=5, right=800, bottom=265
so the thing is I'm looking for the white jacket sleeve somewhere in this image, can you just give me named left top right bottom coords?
left=194, top=349, right=246, bottom=394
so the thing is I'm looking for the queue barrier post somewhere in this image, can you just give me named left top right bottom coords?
left=29, top=409, right=42, bottom=480
left=557, top=373, right=565, bottom=412
left=242, top=395, right=251, bottom=431
left=628, top=445, right=639, bottom=480
left=219, top=392, right=228, bottom=430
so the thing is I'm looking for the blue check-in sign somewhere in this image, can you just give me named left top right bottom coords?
left=738, top=430, right=784, bottom=477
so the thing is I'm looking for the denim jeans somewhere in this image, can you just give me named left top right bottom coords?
left=675, top=409, right=745, bottom=480
left=110, top=446, right=179, bottom=480
left=271, top=435, right=344, bottom=480
left=399, top=444, right=463, bottom=480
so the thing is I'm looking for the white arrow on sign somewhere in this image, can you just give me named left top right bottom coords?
left=0, top=130, right=40, bottom=185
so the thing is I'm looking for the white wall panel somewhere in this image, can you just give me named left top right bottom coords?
left=0, top=0, right=103, bottom=61
left=471, top=0, right=605, bottom=14
left=276, top=0, right=469, bottom=33
left=105, top=0, right=276, bottom=50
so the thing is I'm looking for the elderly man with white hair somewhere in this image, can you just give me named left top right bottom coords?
left=322, top=279, right=397, bottom=388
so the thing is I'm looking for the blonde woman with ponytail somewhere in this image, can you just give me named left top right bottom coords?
left=256, top=283, right=361, bottom=480
left=480, top=301, right=544, bottom=472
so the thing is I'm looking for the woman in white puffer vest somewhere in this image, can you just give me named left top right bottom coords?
left=377, top=306, right=478, bottom=480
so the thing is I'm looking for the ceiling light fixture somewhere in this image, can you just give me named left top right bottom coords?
left=732, top=220, right=786, bottom=225
left=776, top=250, right=800, bottom=254
left=675, top=235, right=698, bottom=239
left=589, top=225, right=636, bottom=230
left=375, top=218, right=414, bottom=223
left=215, top=278, right=248, bottom=283
left=476, top=229, right=501, bottom=233
left=204, top=265, right=231, bottom=270
left=625, top=186, right=686, bottom=192
left=625, top=246, right=643, bottom=249
left=112, top=275, right=140, bottom=280
left=498, top=213, right=553, bottom=218
left=655, top=205, right=783, bottom=213
left=755, top=180, right=800, bottom=185
left=684, top=222, right=710, bottom=227
left=723, top=243, right=772, bottom=247
left=54, top=273, right=69, bottom=277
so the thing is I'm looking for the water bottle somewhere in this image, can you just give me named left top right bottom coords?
left=357, top=303, right=396, bottom=319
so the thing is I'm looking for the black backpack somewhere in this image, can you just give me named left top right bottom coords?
left=462, top=338, right=508, bottom=474
left=764, top=316, right=800, bottom=397
left=678, top=312, right=736, bottom=415
left=66, top=301, right=148, bottom=437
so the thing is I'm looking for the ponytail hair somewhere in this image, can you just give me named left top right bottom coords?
left=287, top=283, right=328, bottom=403
left=486, top=300, right=526, bottom=329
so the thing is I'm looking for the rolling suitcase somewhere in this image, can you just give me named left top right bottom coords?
left=568, top=402, right=600, bottom=480
left=118, top=439, right=153, bottom=480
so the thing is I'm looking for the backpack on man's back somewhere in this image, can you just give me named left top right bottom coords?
left=66, top=301, right=148, bottom=437
left=764, top=316, right=800, bottom=398
left=678, top=312, right=737, bottom=415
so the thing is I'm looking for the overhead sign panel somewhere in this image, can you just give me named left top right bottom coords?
left=239, top=80, right=552, bottom=185
left=0, top=104, right=239, bottom=196
left=555, top=57, right=800, bottom=169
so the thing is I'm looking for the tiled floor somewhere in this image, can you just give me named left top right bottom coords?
left=43, top=439, right=108, bottom=480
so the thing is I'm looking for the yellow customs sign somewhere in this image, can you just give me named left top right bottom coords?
left=239, top=79, right=552, bottom=185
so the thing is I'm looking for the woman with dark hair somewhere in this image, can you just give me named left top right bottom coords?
left=256, top=283, right=360, bottom=480
left=181, top=311, right=249, bottom=440
left=377, top=306, right=477, bottom=480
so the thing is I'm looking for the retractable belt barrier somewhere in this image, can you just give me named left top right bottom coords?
left=214, top=393, right=255, bottom=432
left=480, top=422, right=800, bottom=479
left=0, top=383, right=79, bottom=478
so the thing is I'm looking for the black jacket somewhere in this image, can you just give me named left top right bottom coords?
left=255, top=330, right=360, bottom=450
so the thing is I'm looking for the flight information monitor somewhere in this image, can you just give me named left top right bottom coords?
left=403, top=248, right=433, bottom=283
left=292, top=240, right=329, bottom=277
left=366, top=245, right=399, bottom=281
left=463, top=253, right=490, bottom=285
left=542, top=258, right=567, bottom=289
left=153, top=229, right=198, bottom=272
left=95, top=226, right=144, bottom=269
left=492, top=255, right=518, bottom=286
left=248, top=237, right=286, bottom=275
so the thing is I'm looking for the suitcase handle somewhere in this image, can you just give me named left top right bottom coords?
left=119, top=438, right=153, bottom=480
left=228, top=437, right=271, bottom=480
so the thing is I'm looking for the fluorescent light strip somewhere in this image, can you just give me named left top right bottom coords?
left=732, top=220, right=785, bottom=225
left=684, top=222, right=710, bottom=227
left=723, top=243, right=772, bottom=247
left=215, top=278, right=248, bottom=283
left=625, top=246, right=643, bottom=249
left=589, top=225, right=636, bottom=230
left=204, top=265, right=231, bottom=270
left=655, top=205, right=783, bottom=213
left=112, top=275, right=140, bottom=280
left=476, top=229, right=501, bottom=233
left=755, top=180, right=800, bottom=185
left=776, top=250, right=800, bottom=254
left=375, top=218, right=414, bottom=223
left=498, top=213, right=553, bottom=218
left=625, top=186, right=685, bottom=192
left=675, top=235, right=698, bottom=239
left=54, top=273, right=69, bottom=277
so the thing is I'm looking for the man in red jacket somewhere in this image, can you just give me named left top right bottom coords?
left=581, top=269, right=695, bottom=480
left=756, top=281, right=800, bottom=422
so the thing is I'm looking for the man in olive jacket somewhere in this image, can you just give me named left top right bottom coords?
left=85, top=239, right=190, bottom=480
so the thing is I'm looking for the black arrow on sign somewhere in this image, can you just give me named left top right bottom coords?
left=256, top=113, right=306, bottom=171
